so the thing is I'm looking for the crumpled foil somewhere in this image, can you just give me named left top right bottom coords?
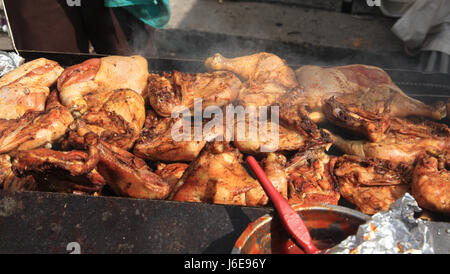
left=325, top=193, right=434, bottom=254
left=0, top=51, right=24, bottom=77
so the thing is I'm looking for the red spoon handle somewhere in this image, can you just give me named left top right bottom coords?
left=246, top=156, right=319, bottom=254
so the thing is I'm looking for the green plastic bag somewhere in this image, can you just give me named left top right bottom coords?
left=104, top=0, right=170, bottom=29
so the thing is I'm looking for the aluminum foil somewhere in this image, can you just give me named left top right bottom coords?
left=325, top=193, right=434, bottom=254
left=0, top=51, right=24, bottom=77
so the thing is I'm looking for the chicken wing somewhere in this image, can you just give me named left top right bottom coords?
left=147, top=70, right=241, bottom=117
left=286, top=145, right=340, bottom=206
left=205, top=52, right=300, bottom=107
left=261, top=152, right=288, bottom=199
left=57, top=56, right=148, bottom=116
left=0, top=58, right=64, bottom=120
left=411, top=153, right=450, bottom=214
left=62, top=89, right=145, bottom=150
left=331, top=155, right=411, bottom=215
left=171, top=141, right=268, bottom=206
left=0, top=90, right=74, bottom=155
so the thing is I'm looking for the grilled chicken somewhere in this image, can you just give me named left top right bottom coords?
left=96, top=140, right=171, bottom=200
left=327, top=117, right=450, bottom=165
left=411, top=153, right=450, bottom=214
left=0, top=91, right=74, bottom=155
left=296, top=64, right=446, bottom=121
left=286, top=145, right=340, bottom=206
left=0, top=58, right=63, bottom=120
left=261, top=152, right=288, bottom=199
left=57, top=56, right=148, bottom=117
left=205, top=52, right=300, bottom=107
left=133, top=109, right=225, bottom=162
left=322, top=96, right=391, bottom=142
left=62, top=89, right=145, bottom=151
left=331, top=155, right=411, bottom=215
left=11, top=133, right=104, bottom=194
left=0, top=154, right=36, bottom=191
left=171, top=141, right=268, bottom=206
left=155, top=162, right=189, bottom=190
left=147, top=71, right=241, bottom=117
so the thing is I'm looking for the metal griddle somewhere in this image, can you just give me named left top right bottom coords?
left=0, top=50, right=449, bottom=254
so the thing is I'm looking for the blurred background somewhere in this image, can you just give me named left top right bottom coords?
left=0, top=0, right=448, bottom=73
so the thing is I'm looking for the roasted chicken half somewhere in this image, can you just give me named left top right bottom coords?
left=205, top=52, right=300, bottom=107
left=171, top=141, right=268, bottom=206
left=411, top=153, right=450, bottom=215
left=286, top=145, right=340, bottom=206
left=147, top=70, right=241, bottom=117
left=0, top=58, right=63, bottom=120
left=296, top=64, right=446, bottom=121
left=331, top=155, right=411, bottom=215
left=57, top=55, right=148, bottom=117
left=62, top=88, right=146, bottom=151
left=327, top=117, right=450, bottom=165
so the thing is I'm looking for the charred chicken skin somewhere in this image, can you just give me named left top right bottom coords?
left=331, top=155, right=411, bottom=215
left=57, top=56, right=148, bottom=117
left=96, top=140, right=171, bottom=200
left=147, top=70, right=241, bottom=117
left=0, top=58, right=63, bottom=120
left=0, top=90, right=74, bottom=155
left=171, top=141, right=268, bottom=206
left=12, top=133, right=104, bottom=194
left=411, top=153, right=450, bottom=215
left=205, top=52, right=300, bottom=107
left=133, top=109, right=224, bottom=162
left=286, top=145, right=340, bottom=207
left=62, top=88, right=146, bottom=151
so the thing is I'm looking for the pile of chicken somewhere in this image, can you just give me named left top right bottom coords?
left=0, top=53, right=449, bottom=216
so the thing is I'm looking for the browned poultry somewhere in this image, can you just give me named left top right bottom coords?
left=171, top=141, right=268, bottom=206
left=0, top=58, right=64, bottom=120
left=0, top=154, right=36, bottom=191
left=11, top=133, right=104, bottom=194
left=261, top=152, right=288, bottom=199
left=331, top=154, right=412, bottom=215
left=0, top=90, right=74, bottom=155
left=62, top=88, right=146, bottom=151
left=147, top=70, right=241, bottom=117
left=57, top=56, right=148, bottom=117
left=133, top=109, right=224, bottom=162
left=205, top=52, right=300, bottom=107
left=295, top=64, right=446, bottom=121
left=322, top=96, right=391, bottom=142
left=327, top=117, right=450, bottom=165
left=155, top=162, right=189, bottom=190
left=286, top=145, right=340, bottom=207
left=96, top=140, right=171, bottom=199
left=411, top=153, right=450, bottom=215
